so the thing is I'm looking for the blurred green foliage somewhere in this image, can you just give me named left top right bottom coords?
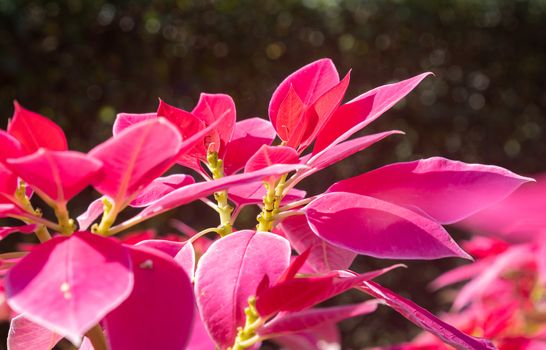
left=0, top=0, right=545, bottom=348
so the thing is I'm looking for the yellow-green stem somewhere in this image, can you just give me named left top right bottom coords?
left=14, top=181, right=52, bottom=242
left=54, top=204, right=75, bottom=235
left=256, top=174, right=287, bottom=232
left=85, top=324, right=108, bottom=350
left=230, top=296, right=263, bottom=350
left=207, top=151, right=233, bottom=236
left=93, top=198, right=117, bottom=236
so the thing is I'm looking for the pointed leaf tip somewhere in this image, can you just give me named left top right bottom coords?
left=8, top=102, right=68, bottom=153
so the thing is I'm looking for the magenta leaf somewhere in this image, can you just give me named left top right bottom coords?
left=5, top=231, right=133, bottom=345
left=458, top=174, right=546, bottom=243
left=328, top=157, right=533, bottom=224
left=104, top=245, right=194, bottom=350
left=175, top=242, right=196, bottom=279
left=256, top=265, right=402, bottom=317
left=270, top=59, right=339, bottom=133
left=0, top=224, right=36, bottom=240
left=129, top=174, right=195, bottom=207
left=192, top=93, right=237, bottom=153
left=278, top=215, right=356, bottom=273
left=89, top=118, right=182, bottom=205
left=117, top=163, right=305, bottom=228
left=313, top=72, right=432, bottom=154
left=7, top=102, right=68, bottom=153
left=6, top=150, right=103, bottom=204
left=194, top=230, right=291, bottom=348
left=304, top=130, right=403, bottom=174
left=7, top=315, right=63, bottom=350
left=133, top=239, right=195, bottom=278
left=244, top=145, right=300, bottom=173
left=357, top=281, right=497, bottom=350
left=0, top=130, right=23, bottom=162
left=223, top=118, right=276, bottom=175
left=112, top=112, right=157, bottom=136
left=135, top=239, right=185, bottom=257
left=259, top=300, right=379, bottom=337
left=304, top=192, right=471, bottom=260
left=76, top=197, right=105, bottom=230
left=0, top=163, right=19, bottom=203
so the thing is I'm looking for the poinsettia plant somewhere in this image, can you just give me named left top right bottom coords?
left=0, top=59, right=533, bottom=350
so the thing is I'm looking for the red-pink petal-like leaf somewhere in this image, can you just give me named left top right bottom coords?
left=175, top=242, right=196, bottom=279
left=195, top=230, right=291, bottom=348
left=278, top=215, right=356, bottom=273
left=135, top=238, right=196, bottom=277
left=157, top=99, right=206, bottom=162
left=118, top=164, right=306, bottom=228
left=0, top=224, right=36, bottom=240
left=76, top=197, right=104, bottom=231
left=357, top=281, right=496, bottom=350
left=113, top=112, right=157, bottom=136
left=328, top=157, right=533, bottom=225
left=0, top=163, right=18, bottom=203
left=6, top=150, right=103, bottom=203
left=275, top=84, right=305, bottom=142
left=259, top=300, right=379, bottom=336
left=8, top=102, right=68, bottom=153
left=229, top=181, right=306, bottom=207
left=7, top=315, right=63, bottom=350
left=270, top=59, right=339, bottom=131
left=0, top=130, right=23, bottom=162
left=304, top=192, right=471, bottom=260
left=135, top=239, right=185, bottom=257
left=245, top=145, right=299, bottom=174
left=192, top=93, right=237, bottom=153
left=256, top=265, right=402, bottom=317
left=130, top=174, right=194, bottom=207
left=5, top=232, right=133, bottom=345
left=313, top=73, right=432, bottom=154
left=223, top=118, right=277, bottom=175
left=304, top=130, right=403, bottom=174
left=89, top=118, right=182, bottom=205
left=104, top=245, right=194, bottom=350
left=297, top=72, right=351, bottom=150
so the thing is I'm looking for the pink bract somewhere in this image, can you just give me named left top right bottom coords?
left=103, top=245, right=194, bottom=350
left=5, top=232, right=133, bottom=345
left=194, top=230, right=291, bottom=348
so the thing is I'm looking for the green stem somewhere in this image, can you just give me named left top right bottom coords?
left=85, top=324, right=108, bottom=350
left=54, top=203, right=75, bottom=235
left=256, top=174, right=287, bottom=232
left=229, top=296, right=263, bottom=350
left=14, top=181, right=53, bottom=242
left=207, top=151, right=233, bottom=236
left=93, top=198, right=118, bottom=236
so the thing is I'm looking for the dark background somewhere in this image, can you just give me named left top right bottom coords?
left=1, top=0, right=545, bottom=348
